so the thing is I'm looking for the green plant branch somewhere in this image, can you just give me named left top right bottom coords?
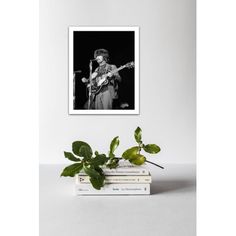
left=61, top=127, right=164, bottom=190
left=115, top=157, right=164, bottom=169
left=145, top=160, right=164, bottom=169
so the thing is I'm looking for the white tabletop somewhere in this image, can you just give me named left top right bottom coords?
left=40, top=164, right=196, bottom=236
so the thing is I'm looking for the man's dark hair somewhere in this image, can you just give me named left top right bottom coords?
left=94, top=49, right=109, bottom=62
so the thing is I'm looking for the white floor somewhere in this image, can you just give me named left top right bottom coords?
left=40, top=164, right=196, bottom=236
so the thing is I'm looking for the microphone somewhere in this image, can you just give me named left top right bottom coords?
left=74, top=70, right=82, bottom=73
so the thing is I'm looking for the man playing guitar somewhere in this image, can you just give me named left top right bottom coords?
left=81, top=49, right=121, bottom=109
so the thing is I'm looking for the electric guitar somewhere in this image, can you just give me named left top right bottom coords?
left=88, top=61, right=134, bottom=95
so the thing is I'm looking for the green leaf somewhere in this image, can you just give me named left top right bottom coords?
left=90, top=176, right=105, bottom=190
left=83, top=163, right=101, bottom=179
left=94, top=166, right=104, bottom=175
left=134, top=127, right=142, bottom=144
left=129, top=154, right=146, bottom=165
left=83, top=164, right=105, bottom=190
left=72, top=141, right=92, bottom=157
left=109, top=136, right=119, bottom=156
left=143, top=144, right=161, bottom=154
left=108, top=152, right=115, bottom=158
left=60, top=163, right=83, bottom=177
left=106, top=158, right=119, bottom=169
left=64, top=151, right=81, bottom=162
left=78, top=145, right=93, bottom=160
left=122, top=146, right=139, bottom=160
left=90, top=153, right=108, bottom=167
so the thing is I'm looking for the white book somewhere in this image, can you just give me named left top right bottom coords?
left=75, top=175, right=152, bottom=184
left=79, top=162, right=149, bottom=176
left=75, top=183, right=150, bottom=195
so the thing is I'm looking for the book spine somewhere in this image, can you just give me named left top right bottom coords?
left=75, top=183, right=150, bottom=195
left=79, top=169, right=149, bottom=176
left=76, top=175, right=152, bottom=184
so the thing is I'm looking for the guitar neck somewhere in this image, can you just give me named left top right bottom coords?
left=109, top=65, right=126, bottom=75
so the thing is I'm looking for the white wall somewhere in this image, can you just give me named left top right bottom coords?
left=39, top=0, right=196, bottom=164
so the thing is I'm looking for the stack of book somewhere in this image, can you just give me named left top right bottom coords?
left=75, top=162, right=151, bottom=195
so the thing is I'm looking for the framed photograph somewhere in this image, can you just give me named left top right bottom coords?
left=69, top=26, right=139, bottom=114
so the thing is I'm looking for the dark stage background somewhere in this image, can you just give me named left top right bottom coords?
left=73, top=31, right=135, bottom=110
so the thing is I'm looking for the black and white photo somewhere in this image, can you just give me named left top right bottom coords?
left=69, top=26, right=139, bottom=114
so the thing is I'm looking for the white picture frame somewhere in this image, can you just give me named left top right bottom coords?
left=69, top=26, right=139, bottom=114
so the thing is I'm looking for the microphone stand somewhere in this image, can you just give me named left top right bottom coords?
left=73, top=70, right=82, bottom=109
left=73, top=72, right=75, bottom=109
left=87, top=60, right=93, bottom=109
